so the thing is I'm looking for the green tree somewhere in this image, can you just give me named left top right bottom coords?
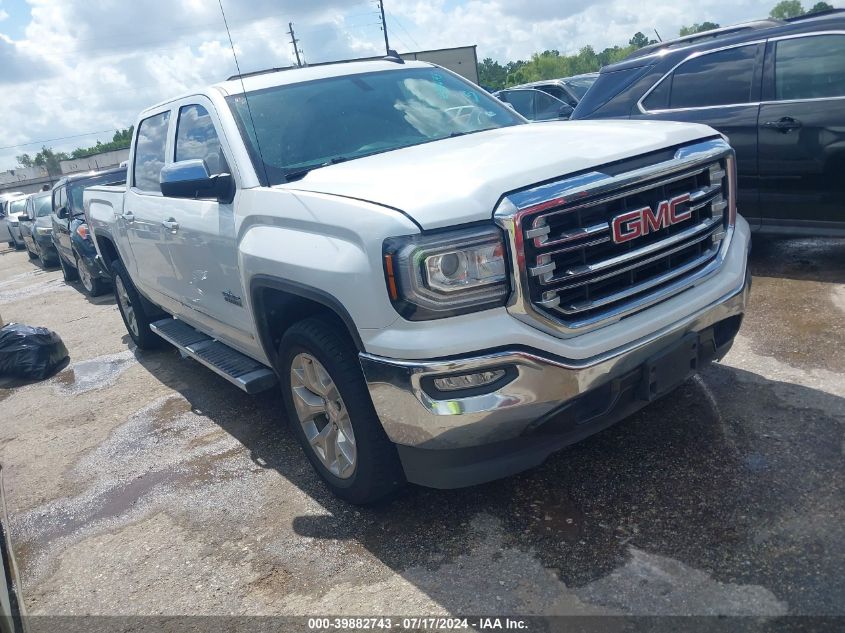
left=770, top=0, right=805, bottom=18
left=16, top=153, right=33, bottom=168
left=32, top=146, right=69, bottom=176
left=808, top=1, right=834, bottom=13
left=629, top=32, right=654, bottom=48
left=679, top=21, right=721, bottom=36
left=478, top=57, right=508, bottom=90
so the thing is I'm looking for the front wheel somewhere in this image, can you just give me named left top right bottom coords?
left=26, top=246, right=37, bottom=260
left=76, top=254, right=106, bottom=296
left=111, top=259, right=163, bottom=350
left=279, top=317, right=405, bottom=504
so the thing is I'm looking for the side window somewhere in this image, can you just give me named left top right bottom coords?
left=133, top=111, right=171, bottom=193
left=645, top=45, right=758, bottom=110
left=26, top=198, right=33, bottom=220
left=175, top=104, right=227, bottom=176
left=775, top=35, right=845, bottom=101
left=503, top=90, right=534, bottom=119
left=534, top=91, right=564, bottom=120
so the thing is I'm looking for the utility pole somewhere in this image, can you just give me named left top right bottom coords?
left=288, top=22, right=302, bottom=67
left=377, top=1, right=390, bottom=55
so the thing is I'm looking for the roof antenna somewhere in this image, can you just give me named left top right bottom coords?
left=384, top=49, right=404, bottom=64
left=217, top=0, right=270, bottom=186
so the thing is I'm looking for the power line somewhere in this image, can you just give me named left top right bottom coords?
left=0, top=130, right=121, bottom=151
left=391, top=15, right=421, bottom=49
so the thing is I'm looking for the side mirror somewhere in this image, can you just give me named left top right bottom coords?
left=56, top=206, right=68, bottom=219
left=160, top=160, right=234, bottom=204
left=558, top=104, right=574, bottom=119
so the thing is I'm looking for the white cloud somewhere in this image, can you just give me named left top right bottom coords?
left=1, top=0, right=842, bottom=168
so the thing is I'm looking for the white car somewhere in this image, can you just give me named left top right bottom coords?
left=86, top=59, right=750, bottom=503
left=0, top=192, right=25, bottom=248
left=1, top=194, right=29, bottom=250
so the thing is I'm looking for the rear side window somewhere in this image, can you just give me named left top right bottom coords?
left=644, top=45, right=758, bottom=110
left=175, top=104, right=228, bottom=175
left=133, top=111, right=171, bottom=192
left=573, top=65, right=647, bottom=118
left=775, top=35, right=845, bottom=101
left=53, top=186, right=66, bottom=213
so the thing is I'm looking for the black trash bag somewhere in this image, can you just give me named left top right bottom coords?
left=0, top=323, right=69, bottom=380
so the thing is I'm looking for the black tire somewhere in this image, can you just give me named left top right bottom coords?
left=13, top=240, right=23, bottom=251
left=111, top=258, right=163, bottom=350
left=76, top=254, right=106, bottom=297
left=6, top=242, right=13, bottom=248
left=279, top=316, right=405, bottom=505
left=26, top=246, right=37, bottom=260
left=58, top=254, right=78, bottom=282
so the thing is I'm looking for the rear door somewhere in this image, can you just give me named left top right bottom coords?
left=124, top=109, right=181, bottom=303
left=635, top=43, right=764, bottom=227
left=162, top=99, right=253, bottom=348
left=757, top=33, right=845, bottom=231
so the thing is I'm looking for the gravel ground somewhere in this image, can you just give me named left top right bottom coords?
left=0, top=236, right=842, bottom=622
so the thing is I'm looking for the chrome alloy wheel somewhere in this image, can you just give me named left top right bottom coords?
left=114, top=275, right=139, bottom=337
left=77, top=256, right=94, bottom=292
left=290, top=353, right=357, bottom=479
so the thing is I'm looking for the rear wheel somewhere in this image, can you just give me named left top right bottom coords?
left=76, top=254, right=106, bottom=296
left=58, top=255, right=78, bottom=282
left=279, top=317, right=405, bottom=505
left=111, top=259, right=163, bottom=350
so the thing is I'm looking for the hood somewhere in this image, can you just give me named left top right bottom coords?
left=282, top=120, right=718, bottom=230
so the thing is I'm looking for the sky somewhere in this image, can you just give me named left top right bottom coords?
left=0, top=0, right=841, bottom=169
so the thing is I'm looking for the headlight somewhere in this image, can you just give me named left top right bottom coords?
left=35, top=226, right=52, bottom=236
left=383, top=226, right=510, bottom=320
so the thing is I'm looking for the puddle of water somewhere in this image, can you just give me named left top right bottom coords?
left=53, top=350, right=138, bottom=395
left=526, top=491, right=585, bottom=542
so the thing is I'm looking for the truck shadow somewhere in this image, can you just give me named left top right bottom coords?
left=131, top=347, right=844, bottom=616
left=749, top=236, right=845, bottom=284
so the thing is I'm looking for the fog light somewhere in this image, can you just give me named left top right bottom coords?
left=433, top=370, right=506, bottom=392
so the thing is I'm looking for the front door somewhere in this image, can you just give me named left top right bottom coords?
left=162, top=100, right=252, bottom=348
left=757, top=33, right=845, bottom=230
left=124, top=109, right=181, bottom=303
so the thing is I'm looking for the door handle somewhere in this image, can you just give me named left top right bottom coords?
left=763, top=117, right=802, bottom=132
left=121, top=212, right=135, bottom=223
left=162, top=219, right=180, bottom=232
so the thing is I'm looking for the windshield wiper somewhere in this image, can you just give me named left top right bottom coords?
left=449, top=127, right=498, bottom=138
left=283, top=156, right=350, bottom=182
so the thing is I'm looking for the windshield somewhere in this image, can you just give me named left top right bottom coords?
left=9, top=199, right=26, bottom=215
left=563, top=75, right=598, bottom=99
left=227, top=67, right=523, bottom=184
left=33, top=193, right=52, bottom=217
left=68, top=171, right=127, bottom=215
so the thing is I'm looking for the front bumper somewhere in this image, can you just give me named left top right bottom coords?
left=360, top=264, right=749, bottom=488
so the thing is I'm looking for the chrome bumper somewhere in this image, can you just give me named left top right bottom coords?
left=359, top=269, right=749, bottom=451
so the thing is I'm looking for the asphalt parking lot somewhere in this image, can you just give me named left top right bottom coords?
left=0, top=237, right=842, bottom=620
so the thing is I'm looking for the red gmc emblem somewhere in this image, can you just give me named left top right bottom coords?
left=611, top=193, right=692, bottom=244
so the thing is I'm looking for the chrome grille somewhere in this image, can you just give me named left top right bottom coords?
left=495, top=138, right=735, bottom=335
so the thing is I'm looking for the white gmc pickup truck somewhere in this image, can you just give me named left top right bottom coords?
left=86, top=59, right=750, bottom=503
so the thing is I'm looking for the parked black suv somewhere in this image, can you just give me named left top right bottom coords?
left=571, top=10, right=845, bottom=236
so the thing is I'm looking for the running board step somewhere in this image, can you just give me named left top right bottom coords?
left=150, top=318, right=277, bottom=394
